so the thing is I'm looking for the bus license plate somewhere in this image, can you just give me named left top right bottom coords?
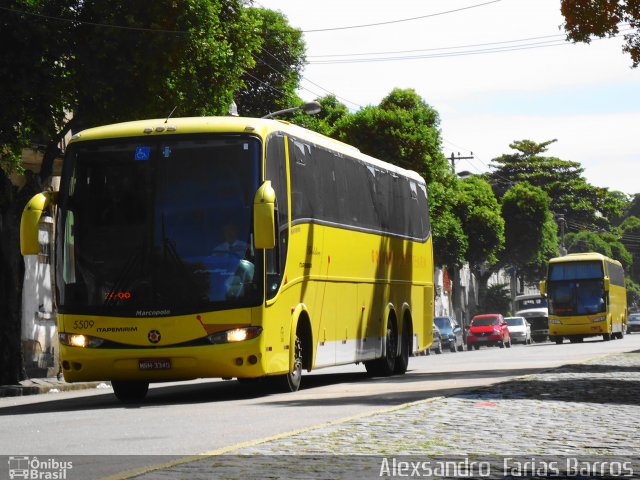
left=139, top=359, right=171, bottom=370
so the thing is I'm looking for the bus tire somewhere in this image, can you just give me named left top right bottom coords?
left=365, top=319, right=397, bottom=377
left=603, top=332, right=612, bottom=341
left=280, top=334, right=303, bottom=392
left=394, top=318, right=412, bottom=375
left=112, top=380, right=149, bottom=403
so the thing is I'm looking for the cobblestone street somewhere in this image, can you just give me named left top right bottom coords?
left=126, top=350, right=640, bottom=479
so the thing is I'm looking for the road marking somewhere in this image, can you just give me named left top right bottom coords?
left=101, top=395, right=443, bottom=480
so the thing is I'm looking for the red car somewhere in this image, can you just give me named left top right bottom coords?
left=466, top=314, right=511, bottom=350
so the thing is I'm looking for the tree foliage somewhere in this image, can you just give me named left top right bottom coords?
left=561, top=0, right=640, bottom=67
left=0, top=0, right=304, bottom=385
left=235, top=8, right=306, bottom=117
left=477, top=283, right=511, bottom=316
left=489, top=139, right=625, bottom=231
left=333, top=88, right=449, bottom=184
left=290, top=95, right=349, bottom=136
left=454, top=176, right=505, bottom=270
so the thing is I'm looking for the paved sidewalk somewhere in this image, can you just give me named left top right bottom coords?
left=120, top=350, right=640, bottom=479
left=0, top=377, right=105, bottom=397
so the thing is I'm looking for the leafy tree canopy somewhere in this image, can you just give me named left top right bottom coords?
left=454, top=176, right=505, bottom=269
left=489, top=139, right=626, bottom=231
left=500, top=182, right=559, bottom=282
left=561, top=0, right=640, bottom=67
left=290, top=95, right=350, bottom=136
left=333, top=88, right=449, bottom=184
left=235, top=8, right=306, bottom=117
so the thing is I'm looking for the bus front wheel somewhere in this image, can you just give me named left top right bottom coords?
left=280, top=335, right=303, bottom=392
left=112, top=380, right=149, bottom=403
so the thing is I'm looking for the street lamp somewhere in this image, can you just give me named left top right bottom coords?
left=261, top=101, right=322, bottom=119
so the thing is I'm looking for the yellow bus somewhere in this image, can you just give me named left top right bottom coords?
left=21, top=116, right=434, bottom=401
left=540, top=252, right=627, bottom=344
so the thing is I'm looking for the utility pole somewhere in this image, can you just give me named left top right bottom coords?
left=450, top=152, right=474, bottom=174
left=557, top=214, right=567, bottom=255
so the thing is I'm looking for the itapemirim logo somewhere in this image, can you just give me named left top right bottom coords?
left=7, top=456, right=73, bottom=479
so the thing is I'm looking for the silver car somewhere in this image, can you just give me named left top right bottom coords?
left=504, top=316, right=532, bottom=344
left=628, top=313, right=640, bottom=334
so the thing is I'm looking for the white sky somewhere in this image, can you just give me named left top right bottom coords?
left=255, top=0, right=640, bottom=195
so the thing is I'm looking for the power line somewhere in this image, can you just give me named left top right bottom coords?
left=301, top=0, right=503, bottom=33
left=0, top=5, right=191, bottom=34
left=307, top=33, right=568, bottom=58
left=306, top=35, right=626, bottom=65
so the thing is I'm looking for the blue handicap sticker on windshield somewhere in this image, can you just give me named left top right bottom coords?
left=135, top=146, right=151, bottom=161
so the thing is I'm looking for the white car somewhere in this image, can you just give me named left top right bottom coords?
left=504, top=316, right=532, bottom=344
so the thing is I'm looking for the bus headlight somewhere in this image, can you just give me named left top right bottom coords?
left=592, top=316, right=606, bottom=323
left=60, top=333, right=104, bottom=348
left=208, top=326, right=262, bottom=344
left=549, top=319, right=561, bottom=324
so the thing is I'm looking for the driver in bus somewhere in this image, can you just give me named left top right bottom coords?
left=212, top=222, right=247, bottom=257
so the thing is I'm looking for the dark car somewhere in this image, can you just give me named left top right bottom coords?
left=434, top=316, right=465, bottom=352
left=466, top=313, right=511, bottom=350
left=628, top=313, right=640, bottom=333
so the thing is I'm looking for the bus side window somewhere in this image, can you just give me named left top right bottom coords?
left=265, top=133, right=289, bottom=299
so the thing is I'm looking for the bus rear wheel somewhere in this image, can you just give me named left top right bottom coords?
left=394, top=320, right=411, bottom=375
left=112, top=380, right=149, bottom=403
left=365, top=320, right=397, bottom=377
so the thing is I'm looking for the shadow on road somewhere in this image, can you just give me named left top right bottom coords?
left=2, top=350, right=639, bottom=416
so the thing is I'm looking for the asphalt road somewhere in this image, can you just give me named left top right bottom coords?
left=2, top=334, right=639, bottom=478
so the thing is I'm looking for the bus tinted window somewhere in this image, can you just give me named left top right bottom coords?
left=607, top=261, right=625, bottom=287
left=549, top=261, right=603, bottom=281
left=288, top=136, right=429, bottom=241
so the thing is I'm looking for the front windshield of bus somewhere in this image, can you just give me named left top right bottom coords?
left=56, top=134, right=263, bottom=316
left=547, top=261, right=605, bottom=316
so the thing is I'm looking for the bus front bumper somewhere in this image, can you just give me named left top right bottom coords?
left=59, top=339, right=270, bottom=383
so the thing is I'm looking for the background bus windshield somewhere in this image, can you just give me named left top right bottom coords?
left=56, top=135, right=262, bottom=316
left=547, top=261, right=605, bottom=316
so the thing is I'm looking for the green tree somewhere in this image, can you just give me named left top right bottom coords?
left=0, top=0, right=288, bottom=385
left=478, top=284, right=511, bottom=315
left=333, top=88, right=449, bottom=184
left=489, top=139, right=624, bottom=230
left=290, top=95, right=350, bottom=136
left=561, top=0, right=640, bottom=67
left=620, top=216, right=640, bottom=283
left=454, top=176, right=505, bottom=307
left=429, top=180, right=468, bottom=269
left=565, top=230, right=632, bottom=271
left=500, top=183, right=558, bottom=267
left=235, top=8, right=306, bottom=117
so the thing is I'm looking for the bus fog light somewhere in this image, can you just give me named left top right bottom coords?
left=248, top=355, right=258, bottom=365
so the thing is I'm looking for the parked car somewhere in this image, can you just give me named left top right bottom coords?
left=628, top=312, right=640, bottom=334
left=425, top=323, right=443, bottom=355
left=434, top=316, right=465, bottom=352
left=504, top=316, right=532, bottom=344
left=466, top=313, right=511, bottom=350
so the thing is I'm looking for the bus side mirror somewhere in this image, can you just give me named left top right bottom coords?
left=539, top=280, right=546, bottom=296
left=253, top=181, right=276, bottom=249
left=20, top=191, right=56, bottom=255
left=603, top=277, right=610, bottom=292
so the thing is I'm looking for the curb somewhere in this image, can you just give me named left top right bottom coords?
left=0, top=379, right=107, bottom=397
